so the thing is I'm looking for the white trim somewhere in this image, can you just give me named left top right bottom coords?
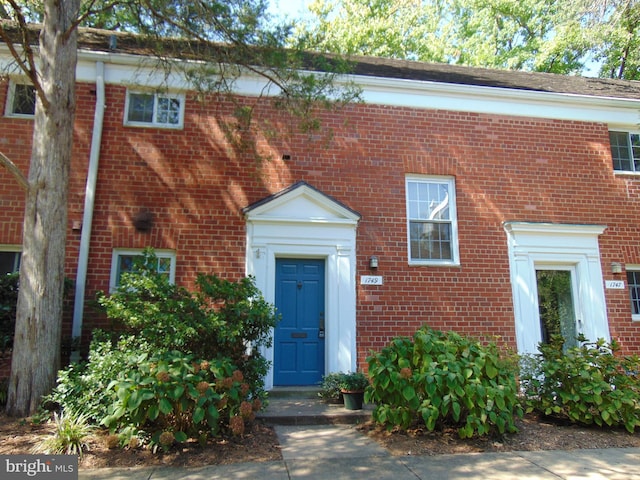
left=245, top=184, right=360, bottom=390
left=2, top=45, right=639, bottom=125
left=504, top=222, right=610, bottom=354
left=109, top=248, right=176, bottom=292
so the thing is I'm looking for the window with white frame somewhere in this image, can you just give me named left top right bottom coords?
left=5, top=81, right=36, bottom=117
left=627, top=268, right=640, bottom=320
left=109, top=249, right=176, bottom=291
left=0, top=248, right=21, bottom=275
left=406, top=176, right=459, bottom=265
left=610, top=131, right=640, bottom=173
left=124, top=91, right=185, bottom=128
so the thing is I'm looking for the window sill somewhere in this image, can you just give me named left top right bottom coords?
left=123, top=121, right=183, bottom=130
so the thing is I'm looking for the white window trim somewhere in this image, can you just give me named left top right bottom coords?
left=109, top=249, right=176, bottom=292
left=123, top=90, right=185, bottom=129
left=4, top=79, right=35, bottom=118
left=626, top=264, right=640, bottom=322
left=405, top=175, right=460, bottom=266
left=610, top=130, right=640, bottom=174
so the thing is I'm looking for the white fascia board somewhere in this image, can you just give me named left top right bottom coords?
left=5, top=46, right=639, bottom=127
left=357, top=75, right=640, bottom=126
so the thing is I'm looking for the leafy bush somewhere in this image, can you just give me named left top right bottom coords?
left=31, top=409, right=95, bottom=456
left=45, top=332, right=145, bottom=422
left=366, top=326, right=522, bottom=438
left=520, top=335, right=640, bottom=433
left=0, top=272, right=18, bottom=355
left=97, top=249, right=278, bottom=398
left=101, top=350, right=260, bottom=448
left=318, top=372, right=345, bottom=402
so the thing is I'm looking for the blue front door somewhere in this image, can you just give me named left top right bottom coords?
left=274, top=258, right=325, bottom=386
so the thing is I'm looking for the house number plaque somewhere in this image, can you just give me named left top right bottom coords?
left=605, top=280, right=625, bottom=289
left=361, top=275, right=383, bottom=285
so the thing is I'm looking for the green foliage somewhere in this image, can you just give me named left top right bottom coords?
left=50, top=249, right=275, bottom=448
left=45, top=332, right=144, bottom=423
left=366, top=326, right=522, bottom=438
left=0, top=377, right=8, bottom=406
left=31, top=409, right=95, bottom=456
left=97, top=248, right=279, bottom=398
left=520, top=335, right=640, bottom=433
left=101, top=350, right=261, bottom=446
left=318, top=372, right=345, bottom=402
left=338, top=371, right=369, bottom=392
left=0, top=272, right=18, bottom=355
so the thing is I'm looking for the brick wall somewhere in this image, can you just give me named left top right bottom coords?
left=2, top=79, right=640, bottom=369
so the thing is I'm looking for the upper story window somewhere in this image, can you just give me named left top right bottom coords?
left=5, top=81, right=36, bottom=117
left=124, top=91, right=185, bottom=128
left=610, top=131, right=640, bottom=173
left=406, top=175, right=459, bottom=265
left=109, top=249, right=176, bottom=291
left=0, top=248, right=21, bottom=275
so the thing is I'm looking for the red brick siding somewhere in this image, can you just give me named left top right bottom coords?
left=2, top=80, right=640, bottom=368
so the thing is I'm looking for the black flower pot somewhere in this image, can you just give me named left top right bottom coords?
left=342, top=391, right=364, bottom=410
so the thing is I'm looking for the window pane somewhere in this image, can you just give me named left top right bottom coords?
left=156, top=96, right=181, bottom=125
left=408, top=181, right=450, bottom=220
left=631, top=134, right=640, bottom=172
left=410, top=221, right=452, bottom=260
left=0, top=252, right=20, bottom=275
left=128, top=94, right=154, bottom=123
left=628, top=271, right=640, bottom=315
left=536, top=270, right=578, bottom=350
left=157, top=257, right=171, bottom=276
left=12, top=84, right=35, bottom=115
left=610, top=132, right=633, bottom=171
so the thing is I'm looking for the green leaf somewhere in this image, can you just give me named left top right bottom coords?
left=193, top=406, right=205, bottom=424
left=159, top=398, right=173, bottom=415
left=174, top=431, right=188, bottom=443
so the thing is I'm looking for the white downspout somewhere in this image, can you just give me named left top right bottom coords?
left=71, top=61, right=105, bottom=357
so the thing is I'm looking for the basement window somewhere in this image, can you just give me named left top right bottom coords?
left=124, top=91, right=185, bottom=128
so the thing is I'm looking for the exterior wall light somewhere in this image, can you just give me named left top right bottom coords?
left=611, top=262, right=623, bottom=274
left=369, top=256, right=379, bottom=269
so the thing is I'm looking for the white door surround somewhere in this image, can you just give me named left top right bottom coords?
left=244, top=182, right=361, bottom=390
left=504, top=222, right=610, bottom=355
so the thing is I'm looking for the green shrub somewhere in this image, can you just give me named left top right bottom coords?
left=101, top=350, right=260, bottom=447
left=318, top=372, right=345, bottom=402
left=520, top=335, right=640, bottom=433
left=45, top=331, right=146, bottom=423
left=0, top=272, right=18, bottom=355
left=366, top=326, right=522, bottom=438
left=31, top=409, right=95, bottom=456
left=97, top=248, right=278, bottom=398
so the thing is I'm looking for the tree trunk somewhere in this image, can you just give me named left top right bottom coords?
left=6, top=0, right=79, bottom=417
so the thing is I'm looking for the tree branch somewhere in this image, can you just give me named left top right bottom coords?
left=0, top=151, right=28, bottom=191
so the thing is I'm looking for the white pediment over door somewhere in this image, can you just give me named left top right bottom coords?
left=244, top=181, right=361, bottom=225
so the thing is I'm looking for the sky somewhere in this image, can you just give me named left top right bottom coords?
left=267, top=0, right=312, bottom=20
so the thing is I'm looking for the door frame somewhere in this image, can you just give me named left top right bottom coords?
left=244, top=183, right=361, bottom=390
left=504, top=222, right=610, bottom=355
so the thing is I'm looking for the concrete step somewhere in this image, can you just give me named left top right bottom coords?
left=258, top=391, right=373, bottom=426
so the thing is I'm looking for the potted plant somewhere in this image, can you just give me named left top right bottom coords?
left=318, top=372, right=346, bottom=404
left=339, top=371, right=369, bottom=410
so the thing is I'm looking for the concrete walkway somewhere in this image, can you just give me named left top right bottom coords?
left=79, top=423, right=640, bottom=479
left=78, top=390, right=640, bottom=479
